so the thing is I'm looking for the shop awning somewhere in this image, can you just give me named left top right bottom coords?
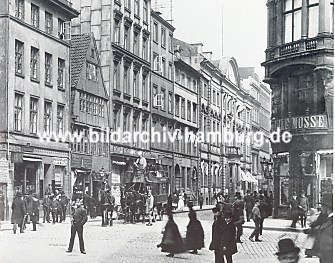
left=22, top=155, right=42, bottom=162
left=240, top=170, right=247, bottom=181
left=75, top=169, right=89, bottom=173
left=246, top=171, right=258, bottom=183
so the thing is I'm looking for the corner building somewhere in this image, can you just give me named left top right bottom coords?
left=262, top=0, right=333, bottom=217
left=0, top=0, right=78, bottom=220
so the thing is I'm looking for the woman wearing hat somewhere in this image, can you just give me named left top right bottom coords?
left=275, top=238, right=300, bottom=263
left=185, top=204, right=204, bottom=254
left=11, top=192, right=26, bottom=234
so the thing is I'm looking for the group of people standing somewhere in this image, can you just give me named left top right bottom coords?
left=42, top=187, right=69, bottom=224
left=289, top=190, right=310, bottom=228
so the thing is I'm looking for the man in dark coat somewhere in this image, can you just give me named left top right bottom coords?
left=209, top=207, right=225, bottom=263
left=244, top=190, right=254, bottom=222
left=317, top=193, right=333, bottom=263
left=185, top=204, right=204, bottom=254
left=199, top=193, right=204, bottom=209
left=289, top=192, right=300, bottom=228
left=42, top=194, right=51, bottom=223
left=31, top=193, right=39, bottom=231
left=24, top=192, right=33, bottom=227
left=222, top=211, right=238, bottom=263
left=258, top=190, right=269, bottom=235
left=248, top=199, right=262, bottom=242
left=66, top=199, right=88, bottom=254
left=59, top=191, right=69, bottom=223
left=157, top=208, right=185, bottom=257
left=11, top=192, right=26, bottom=234
left=232, top=192, right=244, bottom=243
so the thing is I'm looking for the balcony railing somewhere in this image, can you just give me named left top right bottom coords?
left=265, top=35, right=334, bottom=61
left=55, top=0, right=73, bottom=7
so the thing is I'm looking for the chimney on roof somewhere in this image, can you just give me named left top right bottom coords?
left=190, top=43, right=203, bottom=54
left=203, top=51, right=213, bottom=61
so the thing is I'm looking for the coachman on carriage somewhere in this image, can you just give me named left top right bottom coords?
left=123, top=153, right=169, bottom=223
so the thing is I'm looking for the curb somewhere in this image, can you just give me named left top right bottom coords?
left=243, top=224, right=304, bottom=233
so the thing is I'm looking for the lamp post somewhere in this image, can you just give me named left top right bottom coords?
left=260, top=157, right=274, bottom=191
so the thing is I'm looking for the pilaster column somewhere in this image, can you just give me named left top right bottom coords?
left=319, top=0, right=331, bottom=34
left=276, top=0, right=283, bottom=46
left=301, top=0, right=308, bottom=39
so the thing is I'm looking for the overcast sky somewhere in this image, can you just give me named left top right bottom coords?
left=156, top=0, right=267, bottom=78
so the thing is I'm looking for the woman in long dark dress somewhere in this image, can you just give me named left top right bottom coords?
left=157, top=207, right=185, bottom=257
left=185, top=205, right=204, bottom=254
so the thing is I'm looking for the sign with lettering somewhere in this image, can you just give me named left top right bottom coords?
left=0, top=157, right=8, bottom=183
left=272, top=115, right=327, bottom=132
left=11, top=152, right=23, bottom=163
left=71, top=154, right=92, bottom=169
left=111, top=174, right=120, bottom=184
left=53, top=158, right=67, bottom=166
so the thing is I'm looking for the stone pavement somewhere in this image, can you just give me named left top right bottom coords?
left=0, top=210, right=319, bottom=263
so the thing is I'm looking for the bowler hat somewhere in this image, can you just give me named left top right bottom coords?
left=318, top=193, right=333, bottom=209
left=16, top=192, right=23, bottom=197
left=212, top=207, right=220, bottom=213
left=275, top=239, right=300, bottom=256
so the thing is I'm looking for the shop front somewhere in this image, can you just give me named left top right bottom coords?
left=71, top=153, right=92, bottom=200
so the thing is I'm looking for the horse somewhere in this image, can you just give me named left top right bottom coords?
left=134, top=193, right=146, bottom=223
left=98, top=189, right=114, bottom=227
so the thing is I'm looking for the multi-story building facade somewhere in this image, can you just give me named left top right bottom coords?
left=173, top=47, right=201, bottom=199
left=70, top=34, right=110, bottom=200
left=0, top=0, right=78, bottom=219
left=150, top=10, right=175, bottom=199
left=71, top=0, right=152, bottom=187
left=174, top=39, right=258, bottom=203
left=262, top=0, right=333, bottom=217
left=240, top=67, right=272, bottom=192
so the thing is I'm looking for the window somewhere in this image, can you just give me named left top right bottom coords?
left=134, top=0, right=139, bottom=16
left=142, top=37, right=148, bottom=60
left=15, top=40, right=24, bottom=75
left=15, top=0, right=24, bottom=19
left=283, top=0, right=302, bottom=43
left=113, top=107, right=120, bottom=131
left=124, top=26, right=129, bottom=50
left=193, top=80, right=197, bottom=92
left=162, top=58, right=166, bottom=77
left=79, top=92, right=86, bottom=112
left=161, top=88, right=166, bottom=111
left=308, top=0, right=319, bottom=38
left=14, top=93, right=23, bottom=131
left=192, top=103, right=197, bottom=123
left=58, top=18, right=64, bottom=39
left=187, top=77, right=191, bottom=90
left=113, top=62, right=120, bottom=90
left=153, top=85, right=158, bottom=107
left=86, top=63, right=97, bottom=81
left=57, top=105, right=64, bottom=135
left=113, top=20, right=120, bottom=44
left=58, top=59, right=65, bottom=88
left=133, top=115, right=139, bottom=146
left=187, top=101, right=191, bottom=121
left=153, top=53, right=161, bottom=71
left=125, top=0, right=131, bottom=10
left=153, top=22, right=158, bottom=43
left=213, top=90, right=216, bottom=105
left=45, top=53, right=52, bottom=84
left=168, top=33, right=173, bottom=52
left=123, top=110, right=130, bottom=132
left=181, top=74, right=185, bottom=86
left=181, top=98, right=185, bottom=118
left=168, top=63, right=173, bottom=80
left=133, top=32, right=139, bottom=55
left=217, top=91, right=220, bottom=107
left=168, top=92, right=173, bottom=113
left=124, top=66, right=130, bottom=94
left=175, top=69, right=180, bottom=82
left=175, top=95, right=180, bottom=116
left=133, top=70, right=139, bottom=97
left=161, top=27, right=166, bottom=47
left=30, top=47, right=39, bottom=79
left=29, top=98, right=38, bottom=134
left=142, top=74, right=148, bottom=101
left=44, top=101, right=52, bottom=135
left=45, top=12, right=53, bottom=34
left=143, top=0, right=148, bottom=23
left=31, top=4, right=39, bottom=28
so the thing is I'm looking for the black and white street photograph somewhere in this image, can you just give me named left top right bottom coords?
left=0, top=0, right=333, bottom=262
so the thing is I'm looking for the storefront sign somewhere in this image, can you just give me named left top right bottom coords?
left=53, top=158, right=67, bottom=166
left=22, top=145, right=34, bottom=152
left=272, top=115, right=327, bottom=132
left=0, top=157, right=8, bottom=183
left=111, top=174, right=120, bottom=184
left=71, top=154, right=92, bottom=169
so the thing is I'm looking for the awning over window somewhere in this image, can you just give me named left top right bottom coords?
left=22, top=155, right=42, bottom=162
left=240, top=170, right=247, bottom=181
left=246, top=171, right=258, bottom=183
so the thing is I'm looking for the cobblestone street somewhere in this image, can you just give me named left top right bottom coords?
left=0, top=210, right=320, bottom=263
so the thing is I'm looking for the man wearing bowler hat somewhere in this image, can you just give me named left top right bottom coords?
left=209, top=207, right=225, bottom=263
left=317, top=193, right=333, bottom=263
left=275, top=238, right=300, bottom=263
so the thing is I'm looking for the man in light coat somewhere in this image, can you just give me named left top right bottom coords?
left=146, top=190, right=154, bottom=226
left=249, top=199, right=262, bottom=242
